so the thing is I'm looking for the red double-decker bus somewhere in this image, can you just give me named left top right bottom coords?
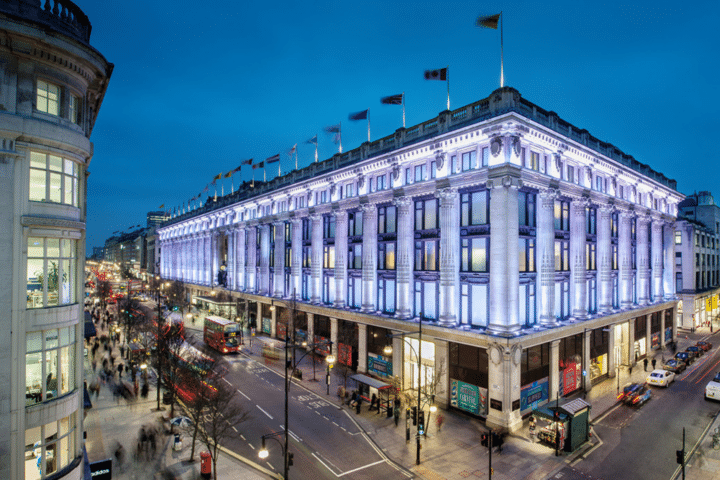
left=168, top=341, right=219, bottom=403
left=203, top=316, right=241, bottom=353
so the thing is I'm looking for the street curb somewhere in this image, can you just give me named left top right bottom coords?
left=217, top=444, right=282, bottom=479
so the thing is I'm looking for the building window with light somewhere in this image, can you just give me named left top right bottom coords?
left=69, top=93, right=81, bottom=125
left=29, top=152, right=79, bottom=206
left=461, top=150, right=476, bottom=172
left=322, top=215, right=335, bottom=304
left=36, top=79, right=60, bottom=116
left=414, top=197, right=439, bottom=320
left=27, top=237, right=77, bottom=309
left=377, top=205, right=397, bottom=314
left=25, top=413, right=78, bottom=479
left=347, top=210, right=363, bottom=308
left=459, top=188, right=490, bottom=327
left=25, top=326, right=76, bottom=406
left=301, top=219, right=311, bottom=301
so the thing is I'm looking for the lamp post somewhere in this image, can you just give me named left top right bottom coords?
left=383, top=316, right=425, bottom=465
left=260, top=336, right=333, bottom=479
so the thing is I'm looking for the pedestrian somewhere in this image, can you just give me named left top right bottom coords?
left=114, top=443, right=125, bottom=471
left=651, top=358, right=657, bottom=370
left=643, top=358, right=648, bottom=371
left=355, top=394, right=363, bottom=414
left=120, top=345, right=125, bottom=358
left=141, top=381, right=149, bottom=399
left=529, top=415, right=536, bottom=434
left=349, top=390, right=357, bottom=407
left=91, top=359, right=97, bottom=372
left=117, top=363, right=124, bottom=379
left=370, top=393, right=377, bottom=411
left=436, top=413, right=444, bottom=432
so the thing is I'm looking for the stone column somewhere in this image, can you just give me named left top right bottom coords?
left=310, top=214, right=323, bottom=303
left=570, top=198, right=588, bottom=319
left=628, top=317, right=636, bottom=366
left=608, top=324, right=616, bottom=378
left=437, top=188, right=459, bottom=327
left=290, top=218, right=302, bottom=298
left=357, top=323, right=367, bottom=373
left=488, top=172, right=521, bottom=335
left=227, top=230, right=235, bottom=290
left=212, top=231, right=220, bottom=285
left=660, top=309, right=666, bottom=348
left=619, top=210, right=633, bottom=308
left=538, top=189, right=558, bottom=325
left=651, top=218, right=664, bottom=302
left=583, top=329, right=592, bottom=393
left=235, top=228, right=246, bottom=291
left=256, top=302, right=262, bottom=332
left=330, top=318, right=339, bottom=360
left=663, top=222, right=675, bottom=300
left=636, top=215, right=651, bottom=305
left=258, top=224, right=270, bottom=295
left=246, top=227, right=257, bottom=293
left=549, top=340, right=560, bottom=402
left=274, top=221, right=286, bottom=297
left=394, top=196, right=413, bottom=319
left=334, top=210, right=348, bottom=307
left=306, top=313, right=315, bottom=351
left=360, top=204, right=378, bottom=312
left=645, top=314, right=652, bottom=355
left=202, top=234, right=210, bottom=285
left=598, top=205, right=613, bottom=313
left=486, top=343, right=522, bottom=432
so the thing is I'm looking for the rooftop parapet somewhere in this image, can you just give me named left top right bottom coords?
left=1, top=0, right=92, bottom=45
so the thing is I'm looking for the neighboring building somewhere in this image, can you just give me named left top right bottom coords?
left=158, top=87, right=683, bottom=432
left=675, top=192, right=720, bottom=329
left=146, top=210, right=169, bottom=229
left=0, top=1, right=112, bottom=479
left=90, top=246, right=105, bottom=260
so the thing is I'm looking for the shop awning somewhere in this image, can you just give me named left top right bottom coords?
left=532, top=405, right=568, bottom=422
left=84, top=311, right=96, bottom=339
left=350, top=374, right=391, bottom=390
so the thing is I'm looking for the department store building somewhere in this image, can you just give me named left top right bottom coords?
left=158, top=87, right=683, bottom=431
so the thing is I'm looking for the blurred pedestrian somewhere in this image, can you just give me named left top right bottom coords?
left=643, top=358, right=648, bottom=371
left=436, top=413, right=444, bottom=432
left=117, top=363, right=124, bottom=379
left=651, top=358, right=656, bottom=370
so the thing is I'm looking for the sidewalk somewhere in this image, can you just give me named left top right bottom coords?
left=83, top=305, right=273, bottom=480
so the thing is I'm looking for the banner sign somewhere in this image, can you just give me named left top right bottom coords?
left=450, top=379, right=487, bottom=415
left=367, top=354, right=392, bottom=377
left=520, top=377, right=548, bottom=414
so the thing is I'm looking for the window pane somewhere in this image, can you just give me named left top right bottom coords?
left=26, top=352, right=42, bottom=406
left=46, top=261, right=59, bottom=306
left=386, top=207, right=396, bottom=233
left=47, top=238, right=59, bottom=257
left=64, top=175, right=72, bottom=205
left=48, top=155, right=62, bottom=172
left=425, top=199, right=437, bottom=229
left=472, top=192, right=487, bottom=225
left=30, top=152, right=46, bottom=168
left=424, top=282, right=436, bottom=319
left=45, top=348, right=58, bottom=398
left=29, top=169, right=46, bottom=202
left=519, top=239, right=526, bottom=271
left=471, top=284, right=487, bottom=325
left=28, top=237, right=44, bottom=257
left=49, top=173, right=62, bottom=202
left=27, top=258, right=44, bottom=308
left=386, top=244, right=395, bottom=270
left=425, top=241, right=436, bottom=271
left=471, top=238, right=487, bottom=271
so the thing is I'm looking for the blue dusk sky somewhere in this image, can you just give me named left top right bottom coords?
left=82, top=1, right=720, bottom=250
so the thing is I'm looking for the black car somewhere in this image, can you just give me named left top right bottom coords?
left=663, top=358, right=687, bottom=374
left=675, top=351, right=693, bottom=365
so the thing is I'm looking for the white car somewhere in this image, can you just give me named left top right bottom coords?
left=646, top=369, right=675, bottom=387
left=706, top=373, right=720, bottom=401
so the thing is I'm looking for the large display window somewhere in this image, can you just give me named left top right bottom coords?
left=27, top=237, right=77, bottom=309
left=26, top=327, right=76, bottom=406
left=25, top=413, right=76, bottom=479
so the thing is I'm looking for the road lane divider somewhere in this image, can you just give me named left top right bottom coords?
left=236, top=389, right=250, bottom=400
left=256, top=405, right=274, bottom=420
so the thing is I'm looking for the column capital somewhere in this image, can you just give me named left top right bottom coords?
left=434, top=187, right=458, bottom=204
left=333, top=209, right=348, bottom=221
left=290, top=216, right=303, bottom=225
left=636, top=213, right=652, bottom=226
left=309, top=212, right=323, bottom=222
left=392, top=195, right=413, bottom=210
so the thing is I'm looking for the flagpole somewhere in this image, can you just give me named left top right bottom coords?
left=339, top=121, right=343, bottom=154
left=295, top=149, right=298, bottom=170
left=231, top=176, right=235, bottom=195
left=315, top=142, right=318, bottom=163
left=500, top=11, right=504, bottom=88
left=278, top=159, right=281, bottom=178
left=367, top=109, right=371, bottom=143
left=446, top=65, right=450, bottom=110
left=402, top=92, right=406, bottom=128
left=263, top=166, right=266, bottom=182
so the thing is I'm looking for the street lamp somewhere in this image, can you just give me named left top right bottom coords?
left=326, top=353, right=336, bottom=395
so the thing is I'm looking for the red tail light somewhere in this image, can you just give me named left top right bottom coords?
left=633, top=396, right=641, bottom=404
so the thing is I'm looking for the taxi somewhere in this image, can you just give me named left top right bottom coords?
left=706, top=372, right=720, bottom=401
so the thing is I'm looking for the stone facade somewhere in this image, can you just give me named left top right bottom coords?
left=159, top=87, right=683, bottom=431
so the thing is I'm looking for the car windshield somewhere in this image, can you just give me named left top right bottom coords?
left=650, top=373, right=662, bottom=378
left=714, top=373, right=720, bottom=382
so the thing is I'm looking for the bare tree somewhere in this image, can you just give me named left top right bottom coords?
left=117, top=296, right=144, bottom=344
left=167, top=280, right=189, bottom=316
left=183, top=376, right=250, bottom=479
left=96, top=279, right=112, bottom=310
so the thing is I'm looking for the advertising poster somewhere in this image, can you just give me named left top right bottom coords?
left=520, top=377, right=548, bottom=414
left=665, top=327, right=673, bottom=343
left=561, top=362, right=581, bottom=396
left=338, top=343, right=352, bottom=366
left=450, top=379, right=487, bottom=415
left=367, top=354, right=392, bottom=377
left=277, top=322, right=287, bottom=339
left=651, top=332, right=660, bottom=350
left=262, top=317, right=271, bottom=335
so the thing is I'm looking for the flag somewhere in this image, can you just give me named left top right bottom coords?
left=158, top=203, right=165, bottom=209
left=288, top=144, right=297, bottom=156
left=381, top=94, right=403, bottom=105
left=305, top=135, right=318, bottom=145
left=476, top=13, right=500, bottom=29
left=253, top=161, right=264, bottom=169
left=424, top=68, right=447, bottom=81
left=231, top=164, right=243, bottom=174
left=266, top=154, right=280, bottom=164
left=241, top=158, right=253, bottom=166
left=324, top=123, right=341, bottom=134
left=349, top=109, right=368, bottom=121
left=224, top=171, right=233, bottom=178
left=212, top=173, right=222, bottom=181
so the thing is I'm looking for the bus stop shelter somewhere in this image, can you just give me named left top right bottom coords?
left=350, top=374, right=392, bottom=416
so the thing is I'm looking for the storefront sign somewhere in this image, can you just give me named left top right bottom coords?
left=520, top=378, right=548, bottom=413
left=277, top=322, right=287, bottom=339
left=561, top=362, right=580, bottom=396
left=450, top=379, right=486, bottom=415
left=89, top=459, right=112, bottom=480
left=367, top=354, right=392, bottom=377
left=490, top=398, right=502, bottom=411
left=707, top=297, right=713, bottom=312
left=262, top=317, right=271, bottom=335
left=713, top=295, right=718, bottom=310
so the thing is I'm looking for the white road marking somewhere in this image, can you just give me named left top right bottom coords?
left=240, top=435, right=246, bottom=441
left=237, top=389, right=250, bottom=400
left=312, top=452, right=340, bottom=477
left=338, top=460, right=385, bottom=477
left=279, top=425, right=302, bottom=442
left=231, top=426, right=238, bottom=432
left=256, top=405, right=274, bottom=420
left=332, top=422, right=339, bottom=426
left=222, top=377, right=232, bottom=386
left=267, top=462, right=275, bottom=470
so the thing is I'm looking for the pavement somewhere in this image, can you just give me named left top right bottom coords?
left=84, top=301, right=720, bottom=480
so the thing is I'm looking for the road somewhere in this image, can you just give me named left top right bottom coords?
left=135, top=299, right=410, bottom=480
left=564, top=333, right=720, bottom=480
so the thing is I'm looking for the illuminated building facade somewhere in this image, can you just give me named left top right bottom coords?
left=159, top=87, right=683, bottom=431
left=0, top=2, right=112, bottom=478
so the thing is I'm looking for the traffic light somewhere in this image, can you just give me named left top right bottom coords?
left=411, top=406, right=418, bottom=425
left=288, top=452, right=294, bottom=466
left=481, top=433, right=489, bottom=448
left=418, top=410, right=425, bottom=435
left=676, top=450, right=684, bottom=465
